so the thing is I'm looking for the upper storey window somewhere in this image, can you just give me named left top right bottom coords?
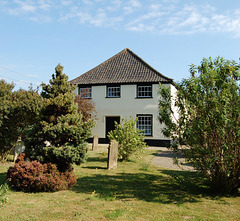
left=79, top=86, right=92, bottom=98
left=137, top=84, right=152, bottom=98
left=107, top=85, right=121, bottom=98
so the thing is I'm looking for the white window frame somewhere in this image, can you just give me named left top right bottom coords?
left=107, top=85, right=120, bottom=98
left=137, top=85, right=152, bottom=98
left=137, top=115, right=152, bottom=136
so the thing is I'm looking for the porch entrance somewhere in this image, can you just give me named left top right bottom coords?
left=105, top=116, right=120, bottom=143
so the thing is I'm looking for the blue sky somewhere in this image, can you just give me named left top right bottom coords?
left=1, top=0, right=240, bottom=90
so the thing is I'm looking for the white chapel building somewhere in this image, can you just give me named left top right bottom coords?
left=70, top=48, right=176, bottom=146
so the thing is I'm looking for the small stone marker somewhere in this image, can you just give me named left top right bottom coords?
left=92, top=135, right=99, bottom=151
left=107, top=140, right=118, bottom=170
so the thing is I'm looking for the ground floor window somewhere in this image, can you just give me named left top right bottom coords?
left=136, top=114, right=152, bottom=136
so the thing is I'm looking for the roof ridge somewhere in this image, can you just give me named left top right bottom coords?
left=70, top=48, right=174, bottom=85
left=70, top=49, right=129, bottom=83
left=125, top=49, right=173, bottom=82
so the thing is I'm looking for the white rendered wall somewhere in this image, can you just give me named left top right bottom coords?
left=85, top=83, right=172, bottom=141
left=170, top=84, right=179, bottom=123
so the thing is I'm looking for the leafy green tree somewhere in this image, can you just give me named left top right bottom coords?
left=25, top=64, right=94, bottom=171
left=0, top=81, right=42, bottom=162
left=0, top=80, right=41, bottom=161
left=0, top=80, right=15, bottom=161
left=108, top=117, right=147, bottom=161
left=158, top=57, right=240, bottom=193
left=12, top=88, right=43, bottom=140
left=0, top=80, right=14, bottom=127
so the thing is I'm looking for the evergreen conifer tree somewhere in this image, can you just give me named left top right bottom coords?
left=25, top=64, right=94, bottom=171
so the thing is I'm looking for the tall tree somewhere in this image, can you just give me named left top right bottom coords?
left=0, top=80, right=14, bottom=126
left=0, top=81, right=41, bottom=161
left=25, top=64, right=94, bottom=171
left=158, top=57, right=240, bottom=193
left=0, top=80, right=15, bottom=161
left=12, top=88, right=43, bottom=140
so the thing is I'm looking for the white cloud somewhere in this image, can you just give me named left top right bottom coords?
left=161, top=0, right=179, bottom=3
left=211, top=12, right=240, bottom=37
left=4, top=0, right=55, bottom=17
left=29, top=14, right=52, bottom=23
left=60, top=0, right=72, bottom=6
left=75, top=11, right=91, bottom=24
left=110, top=0, right=122, bottom=9
left=129, top=0, right=141, bottom=8
left=127, top=23, right=155, bottom=32
left=123, top=0, right=141, bottom=14
left=163, top=4, right=210, bottom=34
left=1, top=0, right=240, bottom=38
left=62, top=6, right=123, bottom=28
left=82, top=0, right=93, bottom=6
left=89, top=11, right=107, bottom=27
left=21, top=4, right=36, bottom=12
left=7, top=0, right=36, bottom=15
left=38, top=0, right=53, bottom=11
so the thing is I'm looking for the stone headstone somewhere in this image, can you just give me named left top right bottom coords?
left=92, top=135, right=98, bottom=151
left=107, top=140, right=118, bottom=170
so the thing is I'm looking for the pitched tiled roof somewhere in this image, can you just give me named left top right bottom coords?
left=70, top=48, right=173, bottom=85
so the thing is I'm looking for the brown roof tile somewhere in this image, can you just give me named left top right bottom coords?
left=70, top=48, right=173, bottom=85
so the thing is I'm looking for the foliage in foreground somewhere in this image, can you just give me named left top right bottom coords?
left=25, top=64, right=94, bottom=172
left=0, top=80, right=42, bottom=162
left=158, top=57, right=240, bottom=193
left=74, top=94, right=96, bottom=122
left=0, top=182, right=9, bottom=207
left=1, top=147, right=240, bottom=220
left=108, top=117, right=147, bottom=161
left=0, top=80, right=15, bottom=161
left=7, top=153, right=77, bottom=192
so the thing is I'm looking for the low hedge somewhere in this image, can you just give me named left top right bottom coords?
left=7, top=153, right=77, bottom=192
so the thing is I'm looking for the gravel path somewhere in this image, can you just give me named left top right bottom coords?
left=149, top=146, right=194, bottom=171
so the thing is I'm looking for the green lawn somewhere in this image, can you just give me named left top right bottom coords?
left=0, top=146, right=240, bottom=221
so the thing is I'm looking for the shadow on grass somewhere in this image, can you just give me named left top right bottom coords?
left=0, top=172, right=7, bottom=185
left=151, top=150, right=186, bottom=160
left=73, top=170, right=210, bottom=204
left=82, top=166, right=107, bottom=170
left=160, top=170, right=211, bottom=194
left=150, top=152, right=160, bottom=157
left=86, top=156, right=107, bottom=163
left=162, top=170, right=240, bottom=198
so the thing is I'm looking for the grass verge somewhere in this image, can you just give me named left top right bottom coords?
left=0, top=145, right=240, bottom=220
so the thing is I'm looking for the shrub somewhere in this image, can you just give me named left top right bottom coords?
left=0, top=183, right=9, bottom=207
left=158, top=57, right=240, bottom=193
left=26, top=143, right=88, bottom=172
left=7, top=153, right=77, bottom=192
left=108, top=117, right=147, bottom=161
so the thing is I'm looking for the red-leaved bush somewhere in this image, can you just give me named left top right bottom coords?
left=7, top=153, right=77, bottom=192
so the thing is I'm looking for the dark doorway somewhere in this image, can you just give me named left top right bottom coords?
left=105, top=116, right=120, bottom=143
